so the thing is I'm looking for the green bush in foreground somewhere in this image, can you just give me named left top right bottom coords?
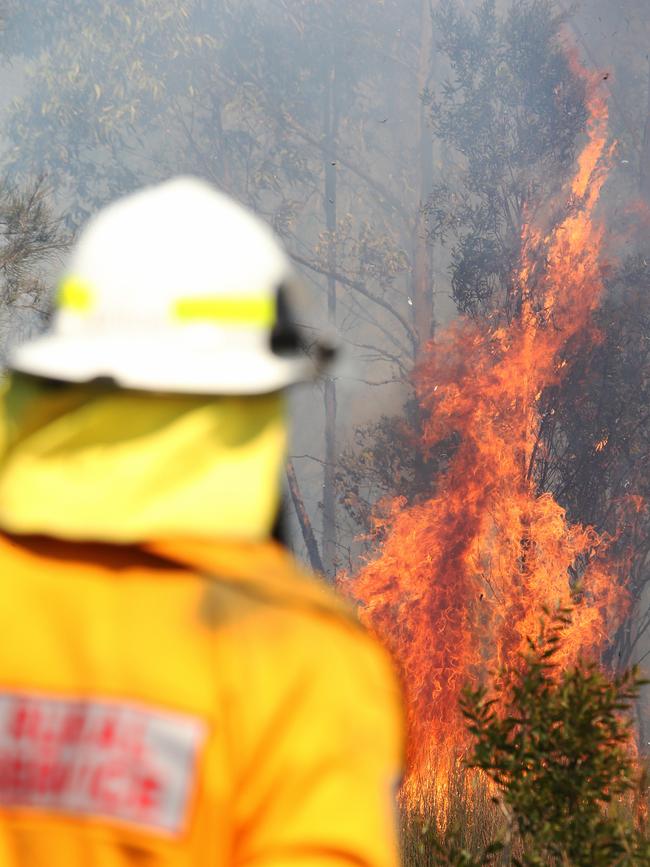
left=407, top=609, right=650, bottom=866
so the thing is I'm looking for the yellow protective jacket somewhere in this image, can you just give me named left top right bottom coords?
left=0, top=531, right=403, bottom=867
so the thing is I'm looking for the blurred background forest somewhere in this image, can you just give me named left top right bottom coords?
left=2, top=0, right=650, bottom=721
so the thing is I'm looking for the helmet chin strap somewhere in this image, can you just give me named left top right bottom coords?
left=269, top=285, right=303, bottom=356
left=270, top=499, right=289, bottom=548
left=270, top=283, right=339, bottom=373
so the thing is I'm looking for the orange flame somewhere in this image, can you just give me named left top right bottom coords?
left=342, top=66, right=629, bottom=808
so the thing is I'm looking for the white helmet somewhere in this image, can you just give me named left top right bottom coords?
left=9, top=177, right=329, bottom=394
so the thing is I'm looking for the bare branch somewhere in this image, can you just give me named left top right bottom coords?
left=290, top=250, right=418, bottom=350
left=286, top=459, right=325, bottom=576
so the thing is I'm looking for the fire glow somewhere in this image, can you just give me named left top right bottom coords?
left=343, top=64, right=630, bottom=806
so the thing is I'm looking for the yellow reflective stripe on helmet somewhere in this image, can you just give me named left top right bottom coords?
left=59, top=278, right=276, bottom=326
left=58, top=278, right=93, bottom=312
left=173, top=297, right=276, bottom=326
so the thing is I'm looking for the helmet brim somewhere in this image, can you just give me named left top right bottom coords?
left=9, top=332, right=316, bottom=395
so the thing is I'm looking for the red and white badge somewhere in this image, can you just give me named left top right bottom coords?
left=0, top=692, right=206, bottom=834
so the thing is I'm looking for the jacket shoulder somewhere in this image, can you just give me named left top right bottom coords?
left=145, top=537, right=361, bottom=628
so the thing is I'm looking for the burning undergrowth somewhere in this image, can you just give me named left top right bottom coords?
left=341, top=63, right=633, bottom=809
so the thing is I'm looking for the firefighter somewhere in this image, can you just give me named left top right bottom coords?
left=0, top=177, right=403, bottom=866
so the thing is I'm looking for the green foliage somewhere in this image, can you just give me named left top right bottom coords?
left=1, top=0, right=381, bottom=229
left=401, top=611, right=650, bottom=866
left=426, top=0, right=587, bottom=317
left=457, top=609, right=650, bottom=866
left=3, top=0, right=229, bottom=222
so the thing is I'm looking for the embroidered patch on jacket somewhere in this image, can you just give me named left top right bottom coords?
left=0, top=692, right=206, bottom=835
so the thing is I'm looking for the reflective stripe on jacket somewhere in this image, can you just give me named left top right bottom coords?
left=0, top=532, right=403, bottom=866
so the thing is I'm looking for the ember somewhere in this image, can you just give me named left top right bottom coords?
left=342, top=60, right=630, bottom=810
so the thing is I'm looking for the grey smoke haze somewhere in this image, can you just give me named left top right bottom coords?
left=0, top=0, right=445, bottom=574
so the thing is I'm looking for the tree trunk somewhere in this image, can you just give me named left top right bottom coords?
left=640, top=56, right=650, bottom=204
left=409, top=0, right=436, bottom=491
left=322, top=64, right=339, bottom=578
left=411, top=0, right=435, bottom=357
left=286, top=460, right=325, bottom=575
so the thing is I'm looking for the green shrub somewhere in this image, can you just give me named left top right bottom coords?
left=404, top=608, right=650, bottom=866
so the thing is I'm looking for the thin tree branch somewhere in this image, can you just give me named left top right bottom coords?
left=290, top=250, right=418, bottom=349
left=286, top=459, right=325, bottom=575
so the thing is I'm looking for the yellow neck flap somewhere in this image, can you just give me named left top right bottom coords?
left=0, top=374, right=287, bottom=544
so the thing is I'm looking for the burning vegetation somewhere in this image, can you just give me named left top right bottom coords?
left=344, top=54, right=634, bottom=811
